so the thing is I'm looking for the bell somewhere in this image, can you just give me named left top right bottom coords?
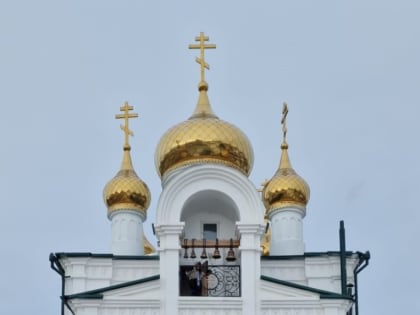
left=200, top=239, right=208, bottom=259
left=183, top=239, right=188, bottom=259
left=190, top=239, right=196, bottom=259
left=212, top=248, right=221, bottom=259
left=212, top=238, right=221, bottom=259
left=226, top=248, right=236, bottom=261
left=226, top=238, right=236, bottom=262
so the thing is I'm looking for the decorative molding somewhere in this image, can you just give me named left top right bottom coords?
left=156, top=164, right=265, bottom=225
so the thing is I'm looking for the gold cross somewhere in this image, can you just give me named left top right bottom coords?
left=281, top=102, right=289, bottom=144
left=115, top=102, right=138, bottom=148
left=188, top=32, right=216, bottom=84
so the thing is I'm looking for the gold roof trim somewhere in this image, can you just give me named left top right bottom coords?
left=143, top=234, right=157, bottom=255
left=260, top=215, right=271, bottom=256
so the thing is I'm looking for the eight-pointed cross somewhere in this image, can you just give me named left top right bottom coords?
left=115, top=102, right=138, bottom=149
left=189, top=32, right=216, bottom=84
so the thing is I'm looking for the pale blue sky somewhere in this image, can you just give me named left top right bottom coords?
left=0, top=1, right=419, bottom=314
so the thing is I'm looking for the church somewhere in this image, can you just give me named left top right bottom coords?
left=50, top=32, right=370, bottom=315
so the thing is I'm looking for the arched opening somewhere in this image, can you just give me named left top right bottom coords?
left=180, top=189, right=239, bottom=239
left=179, top=190, right=241, bottom=297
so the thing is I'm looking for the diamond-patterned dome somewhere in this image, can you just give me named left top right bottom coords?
left=262, top=144, right=310, bottom=212
left=104, top=148, right=151, bottom=217
left=155, top=88, right=253, bottom=178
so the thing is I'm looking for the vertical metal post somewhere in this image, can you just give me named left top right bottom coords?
left=339, top=220, right=347, bottom=296
left=347, top=284, right=354, bottom=315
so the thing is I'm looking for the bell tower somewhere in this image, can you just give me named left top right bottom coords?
left=50, top=32, right=369, bottom=315
left=154, top=32, right=265, bottom=315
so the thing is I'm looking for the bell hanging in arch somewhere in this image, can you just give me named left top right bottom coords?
left=212, top=238, right=221, bottom=259
left=226, top=238, right=236, bottom=262
left=200, top=239, right=208, bottom=259
left=183, top=239, right=188, bottom=259
left=190, top=239, right=196, bottom=259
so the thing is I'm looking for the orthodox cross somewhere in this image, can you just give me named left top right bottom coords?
left=188, top=32, right=216, bottom=84
left=115, top=102, right=138, bottom=149
left=281, top=102, right=289, bottom=145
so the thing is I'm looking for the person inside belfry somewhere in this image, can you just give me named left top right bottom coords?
left=185, top=265, right=196, bottom=295
left=201, top=269, right=212, bottom=296
left=186, top=262, right=202, bottom=296
left=194, top=262, right=202, bottom=296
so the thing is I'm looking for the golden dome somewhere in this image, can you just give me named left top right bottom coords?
left=263, top=143, right=310, bottom=212
left=262, top=103, right=310, bottom=212
left=155, top=83, right=254, bottom=178
left=104, top=146, right=151, bottom=218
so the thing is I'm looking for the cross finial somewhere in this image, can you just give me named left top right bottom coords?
left=281, top=102, right=289, bottom=148
left=115, top=102, right=138, bottom=150
left=188, top=32, right=216, bottom=89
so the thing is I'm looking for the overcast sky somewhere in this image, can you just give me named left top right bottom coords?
left=0, top=1, right=419, bottom=314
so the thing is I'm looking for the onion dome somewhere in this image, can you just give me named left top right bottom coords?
left=103, top=102, right=151, bottom=218
left=155, top=82, right=254, bottom=178
left=104, top=146, right=151, bottom=218
left=262, top=103, right=310, bottom=212
left=155, top=32, right=253, bottom=178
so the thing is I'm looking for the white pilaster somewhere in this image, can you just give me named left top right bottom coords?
left=110, top=210, right=145, bottom=255
left=155, top=223, right=185, bottom=315
left=269, top=207, right=305, bottom=255
left=237, top=223, right=265, bottom=315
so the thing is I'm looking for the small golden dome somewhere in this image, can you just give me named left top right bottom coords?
left=155, top=84, right=254, bottom=178
left=104, top=146, right=151, bottom=217
left=262, top=103, right=310, bottom=212
left=263, top=143, right=310, bottom=212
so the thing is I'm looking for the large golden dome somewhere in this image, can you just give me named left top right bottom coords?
left=262, top=143, right=310, bottom=212
left=104, top=147, right=151, bottom=218
left=155, top=83, right=254, bottom=178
